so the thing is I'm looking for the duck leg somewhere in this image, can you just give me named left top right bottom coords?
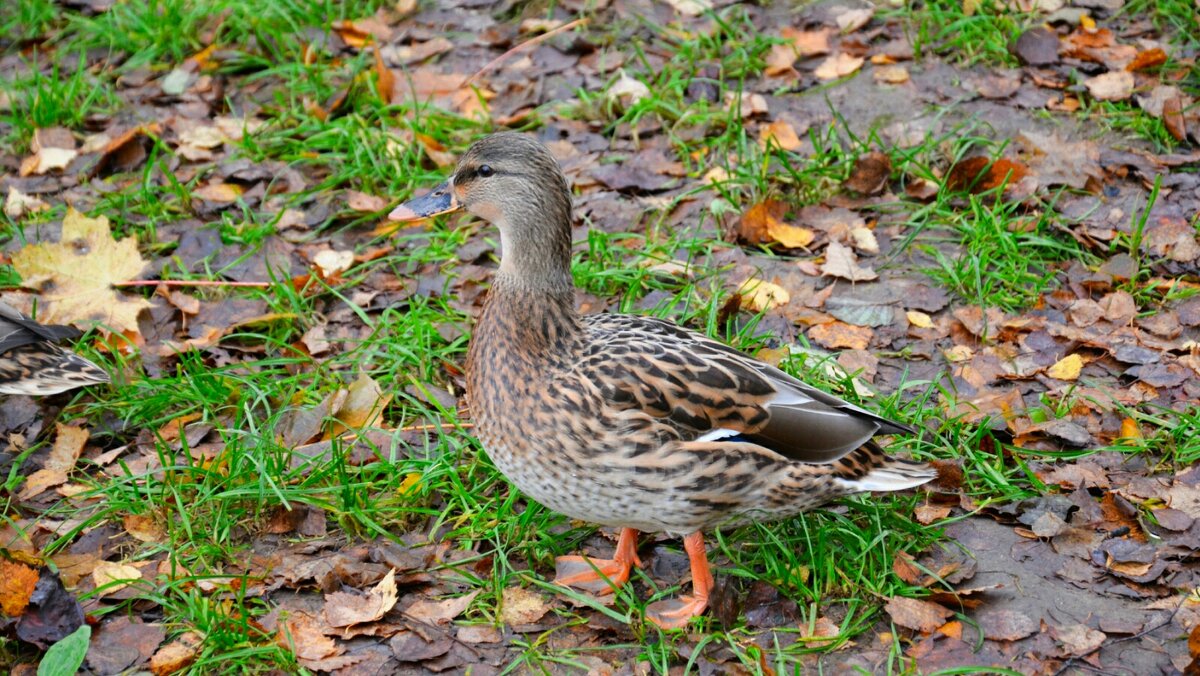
left=646, top=531, right=714, bottom=629
left=554, top=527, right=642, bottom=594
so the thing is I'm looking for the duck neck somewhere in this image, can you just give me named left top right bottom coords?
left=480, top=199, right=580, bottom=357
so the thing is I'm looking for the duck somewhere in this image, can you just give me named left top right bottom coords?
left=388, top=133, right=934, bottom=629
left=0, top=301, right=110, bottom=396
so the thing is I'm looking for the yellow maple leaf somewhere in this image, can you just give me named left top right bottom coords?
left=11, top=207, right=150, bottom=335
left=1047, top=353, right=1083, bottom=380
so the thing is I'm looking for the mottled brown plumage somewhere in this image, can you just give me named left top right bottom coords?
left=389, top=133, right=934, bottom=628
left=0, top=301, right=109, bottom=396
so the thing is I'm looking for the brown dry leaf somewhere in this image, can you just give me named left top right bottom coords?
left=844, top=151, right=892, bottom=195
left=781, top=27, right=831, bottom=57
left=737, top=199, right=789, bottom=244
left=5, top=186, right=50, bottom=219
left=415, top=133, right=456, bottom=167
left=1012, top=26, right=1060, bottom=66
left=19, top=146, right=77, bottom=176
left=1047, top=353, right=1084, bottom=380
left=373, top=45, right=395, bottom=100
left=333, top=14, right=392, bottom=48
left=193, top=182, right=242, bottom=202
left=1052, top=623, right=1106, bottom=656
left=834, top=6, right=873, bottom=32
left=501, top=586, right=551, bottom=626
left=884, top=596, right=954, bottom=632
left=150, top=632, right=200, bottom=675
left=325, top=569, right=399, bottom=627
left=327, top=372, right=392, bottom=436
left=821, top=241, right=877, bottom=281
left=814, top=53, right=865, bottom=80
left=346, top=190, right=388, bottom=212
left=276, top=613, right=342, bottom=664
left=809, top=321, right=873, bottom=350
left=1127, top=47, right=1167, bottom=71
left=1016, top=130, right=1103, bottom=190
left=945, top=156, right=1029, bottom=193
left=405, top=589, right=480, bottom=626
left=1085, top=70, right=1134, bottom=101
left=123, top=514, right=164, bottom=543
left=913, top=504, right=951, bottom=525
left=92, top=561, right=143, bottom=597
left=759, top=120, right=803, bottom=151
left=977, top=610, right=1039, bottom=641
left=19, top=424, right=89, bottom=500
left=738, top=278, right=791, bottom=312
left=764, top=43, right=798, bottom=78
left=873, top=65, right=910, bottom=84
left=0, top=559, right=40, bottom=616
left=800, top=616, right=841, bottom=647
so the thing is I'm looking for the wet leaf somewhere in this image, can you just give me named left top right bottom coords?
left=1012, top=27, right=1059, bottom=65
left=884, top=596, right=953, bottom=632
left=814, top=53, right=865, bottom=80
left=11, top=208, right=151, bottom=337
left=325, top=568, right=398, bottom=627
left=501, top=586, right=551, bottom=626
left=844, top=151, right=892, bottom=195
left=977, top=610, right=1038, bottom=641
left=738, top=278, right=791, bottom=312
left=0, top=559, right=40, bottom=616
left=1047, top=353, right=1083, bottom=380
left=821, top=241, right=877, bottom=281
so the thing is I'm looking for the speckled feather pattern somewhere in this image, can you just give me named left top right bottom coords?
left=0, top=302, right=109, bottom=396
left=441, top=133, right=933, bottom=538
left=467, top=278, right=932, bottom=536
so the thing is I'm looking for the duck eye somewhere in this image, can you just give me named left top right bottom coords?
left=477, top=164, right=494, bottom=178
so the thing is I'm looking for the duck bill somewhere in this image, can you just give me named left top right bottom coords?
left=387, top=181, right=461, bottom=222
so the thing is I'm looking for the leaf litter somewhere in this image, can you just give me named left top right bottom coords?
left=0, top=0, right=1198, bottom=672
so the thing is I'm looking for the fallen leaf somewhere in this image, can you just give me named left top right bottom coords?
left=767, top=222, right=815, bottom=249
left=814, top=53, right=865, bottom=80
left=11, top=208, right=151, bottom=336
left=501, top=586, right=551, bottom=626
left=1085, top=70, right=1134, bottom=101
left=1012, top=27, right=1059, bottom=66
left=977, top=610, right=1038, bottom=641
left=1047, top=354, right=1083, bottom=380
left=873, top=65, right=910, bottom=84
left=0, top=559, right=40, bottom=616
left=86, top=617, right=166, bottom=675
left=737, top=199, right=789, bottom=244
left=151, top=632, right=201, bottom=675
left=405, top=590, right=479, bottom=626
left=945, top=156, right=1029, bottom=193
left=324, top=372, right=392, bottom=438
left=92, top=561, right=143, bottom=597
left=821, top=241, right=877, bottom=281
left=907, top=310, right=934, bottom=328
left=346, top=190, right=388, bottom=212
left=1052, top=623, right=1106, bottom=656
left=781, top=27, right=831, bottom=57
left=764, top=43, right=798, bottom=78
left=19, top=424, right=89, bottom=500
left=913, top=504, right=951, bottom=524
left=759, top=120, right=803, bottom=151
left=834, top=7, right=873, bottom=32
left=1126, top=47, right=1167, bottom=71
left=844, top=151, right=892, bottom=195
left=608, top=69, right=649, bottom=110
left=19, top=146, right=77, bottom=177
left=123, top=514, right=164, bottom=543
left=884, top=596, right=954, bottom=633
left=325, top=568, right=399, bottom=627
left=314, top=250, right=355, bottom=278
left=738, top=278, right=791, bottom=312
left=662, top=0, right=711, bottom=15
left=808, top=321, right=873, bottom=350
left=799, top=616, right=841, bottom=647
left=5, top=186, right=50, bottom=219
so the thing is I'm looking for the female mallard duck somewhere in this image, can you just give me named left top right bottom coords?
left=0, top=301, right=109, bottom=395
left=389, top=133, right=933, bottom=628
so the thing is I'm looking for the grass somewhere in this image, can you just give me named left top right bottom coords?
left=1, top=0, right=1194, bottom=673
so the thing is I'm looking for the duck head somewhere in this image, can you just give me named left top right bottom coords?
left=389, top=133, right=574, bottom=288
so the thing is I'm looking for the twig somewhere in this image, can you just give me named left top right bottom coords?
left=465, top=18, right=588, bottom=87
left=113, top=280, right=271, bottom=288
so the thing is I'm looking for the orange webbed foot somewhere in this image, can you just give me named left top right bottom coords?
left=553, top=527, right=642, bottom=595
left=645, top=531, right=714, bottom=630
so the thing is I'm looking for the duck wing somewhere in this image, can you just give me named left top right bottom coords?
left=580, top=313, right=913, bottom=463
left=0, top=301, right=109, bottom=395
